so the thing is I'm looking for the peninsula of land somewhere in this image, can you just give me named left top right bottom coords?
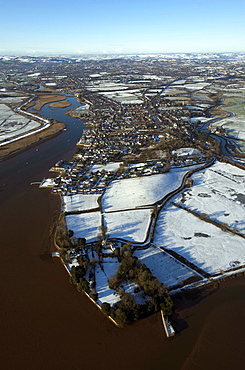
left=1, top=53, right=245, bottom=328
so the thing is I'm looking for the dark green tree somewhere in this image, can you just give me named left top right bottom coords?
left=77, top=278, right=90, bottom=294
left=101, top=302, right=111, bottom=316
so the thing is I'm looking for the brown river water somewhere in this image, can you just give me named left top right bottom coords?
left=0, top=100, right=245, bottom=369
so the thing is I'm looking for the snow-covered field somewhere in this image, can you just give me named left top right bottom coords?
left=154, top=204, right=245, bottom=275
left=171, top=147, right=202, bottom=157
left=63, top=194, right=99, bottom=212
left=57, top=159, right=245, bottom=294
left=64, top=165, right=201, bottom=245
left=175, top=162, right=245, bottom=234
left=134, top=246, right=200, bottom=288
left=104, top=208, right=153, bottom=243
left=102, top=165, right=201, bottom=212
left=210, top=115, right=245, bottom=140
left=153, top=162, right=245, bottom=275
left=65, top=211, right=101, bottom=243
left=95, top=261, right=120, bottom=305
left=0, top=95, right=28, bottom=104
left=163, top=88, right=185, bottom=95
left=90, top=162, right=122, bottom=173
left=122, top=282, right=146, bottom=305
left=184, top=82, right=210, bottom=90
left=87, top=81, right=128, bottom=92
left=0, top=104, right=41, bottom=143
left=99, top=90, right=143, bottom=104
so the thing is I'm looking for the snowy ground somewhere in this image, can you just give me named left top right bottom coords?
left=210, top=115, right=245, bottom=140
left=87, top=81, right=128, bottom=92
left=95, top=261, right=120, bottom=305
left=102, top=165, right=201, bottom=212
left=63, top=194, right=99, bottom=212
left=187, top=117, right=212, bottom=124
left=175, top=161, right=245, bottom=234
left=134, top=246, right=200, bottom=288
left=90, top=162, right=122, bottom=173
left=0, top=95, right=28, bottom=104
left=184, top=82, right=211, bottom=90
left=104, top=208, right=153, bottom=243
left=155, top=205, right=245, bottom=275
left=0, top=102, right=50, bottom=146
left=122, top=281, right=146, bottom=305
left=171, top=148, right=202, bottom=157
left=96, top=258, right=148, bottom=306
left=0, top=104, right=41, bottom=143
left=39, top=178, right=56, bottom=188
left=99, top=90, right=143, bottom=104
left=153, top=164, right=245, bottom=275
left=65, top=211, right=101, bottom=243
left=58, top=160, right=245, bottom=298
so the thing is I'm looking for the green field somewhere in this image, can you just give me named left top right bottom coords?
left=210, top=94, right=245, bottom=152
left=222, top=96, right=245, bottom=115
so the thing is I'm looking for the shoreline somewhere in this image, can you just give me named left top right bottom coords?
left=30, top=94, right=67, bottom=110
left=0, top=94, right=69, bottom=162
left=54, top=252, right=121, bottom=328
left=52, top=173, right=245, bottom=333
left=0, top=120, right=66, bottom=162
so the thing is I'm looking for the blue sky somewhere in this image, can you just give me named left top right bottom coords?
left=0, top=0, right=244, bottom=54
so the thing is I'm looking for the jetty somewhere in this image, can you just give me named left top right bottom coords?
left=161, top=311, right=175, bottom=338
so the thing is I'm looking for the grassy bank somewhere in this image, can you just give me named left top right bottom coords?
left=50, top=100, right=71, bottom=108
left=33, top=94, right=67, bottom=110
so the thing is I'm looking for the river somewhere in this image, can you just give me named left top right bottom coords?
left=0, top=96, right=245, bottom=369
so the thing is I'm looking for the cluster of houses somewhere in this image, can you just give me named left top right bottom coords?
left=41, top=87, right=209, bottom=195
left=47, top=144, right=204, bottom=198
left=48, top=154, right=205, bottom=196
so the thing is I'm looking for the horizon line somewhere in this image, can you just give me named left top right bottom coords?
left=1, top=51, right=245, bottom=57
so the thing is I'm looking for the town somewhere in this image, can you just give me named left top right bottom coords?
left=1, top=53, right=245, bottom=328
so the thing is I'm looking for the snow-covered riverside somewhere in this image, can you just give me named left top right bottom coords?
left=0, top=99, right=50, bottom=147
left=62, top=194, right=100, bottom=213
left=134, top=245, right=201, bottom=289
left=61, top=159, right=245, bottom=307
left=66, top=211, right=101, bottom=243
left=46, top=161, right=231, bottom=315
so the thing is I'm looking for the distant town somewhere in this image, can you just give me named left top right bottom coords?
left=0, top=53, right=245, bottom=329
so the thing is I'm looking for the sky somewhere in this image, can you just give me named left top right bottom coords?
left=0, top=0, right=244, bottom=55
